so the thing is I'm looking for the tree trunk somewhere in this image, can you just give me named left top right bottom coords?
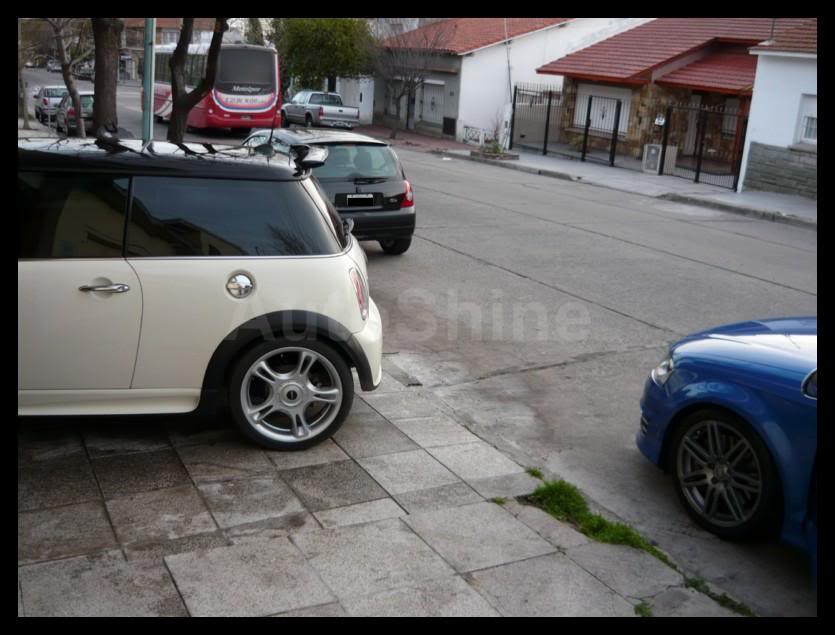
left=390, top=94, right=401, bottom=140
left=19, top=67, right=31, bottom=130
left=167, top=18, right=228, bottom=144
left=92, top=18, right=122, bottom=135
left=53, top=26, right=85, bottom=138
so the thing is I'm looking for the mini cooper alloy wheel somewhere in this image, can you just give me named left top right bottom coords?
left=238, top=346, right=346, bottom=446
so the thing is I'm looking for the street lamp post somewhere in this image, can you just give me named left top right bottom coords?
left=142, top=18, right=156, bottom=143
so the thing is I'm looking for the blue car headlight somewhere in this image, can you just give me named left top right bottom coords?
left=650, top=356, right=675, bottom=387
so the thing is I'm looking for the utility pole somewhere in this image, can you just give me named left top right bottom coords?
left=142, top=18, right=156, bottom=143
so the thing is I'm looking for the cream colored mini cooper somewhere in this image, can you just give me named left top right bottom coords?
left=18, top=138, right=382, bottom=450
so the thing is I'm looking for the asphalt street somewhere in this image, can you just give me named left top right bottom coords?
left=22, top=68, right=819, bottom=616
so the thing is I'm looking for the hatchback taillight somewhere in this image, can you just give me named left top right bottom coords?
left=349, top=268, right=369, bottom=322
left=67, top=107, right=75, bottom=116
left=401, top=180, right=414, bottom=208
left=319, top=106, right=324, bottom=119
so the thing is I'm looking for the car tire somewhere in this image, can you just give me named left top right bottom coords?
left=668, top=408, right=781, bottom=540
left=305, top=113, right=313, bottom=128
left=379, top=238, right=412, bottom=255
left=228, top=337, right=354, bottom=451
left=280, top=111, right=290, bottom=128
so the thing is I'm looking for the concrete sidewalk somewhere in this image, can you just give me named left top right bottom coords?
left=18, top=363, right=743, bottom=617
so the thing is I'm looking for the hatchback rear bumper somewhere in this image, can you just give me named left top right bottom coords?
left=339, top=208, right=416, bottom=241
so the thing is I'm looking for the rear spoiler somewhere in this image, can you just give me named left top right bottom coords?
left=250, top=141, right=328, bottom=171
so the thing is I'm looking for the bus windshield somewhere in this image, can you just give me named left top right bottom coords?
left=217, top=49, right=275, bottom=86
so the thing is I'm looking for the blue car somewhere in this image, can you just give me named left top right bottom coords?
left=637, top=318, right=817, bottom=567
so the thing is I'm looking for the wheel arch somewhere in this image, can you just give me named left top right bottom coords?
left=196, top=310, right=373, bottom=414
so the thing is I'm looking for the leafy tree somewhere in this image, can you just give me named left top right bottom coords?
left=247, top=18, right=264, bottom=46
left=269, top=18, right=374, bottom=92
left=167, top=18, right=228, bottom=144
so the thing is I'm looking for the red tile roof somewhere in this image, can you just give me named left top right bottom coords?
left=656, top=52, right=757, bottom=94
left=386, top=18, right=573, bottom=55
left=751, top=18, right=817, bottom=55
left=537, top=18, right=809, bottom=82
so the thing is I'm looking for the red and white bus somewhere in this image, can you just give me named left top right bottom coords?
left=150, top=43, right=281, bottom=130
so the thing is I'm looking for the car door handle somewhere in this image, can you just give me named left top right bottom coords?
left=79, top=283, right=130, bottom=294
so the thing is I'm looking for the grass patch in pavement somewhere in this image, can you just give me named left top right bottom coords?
left=521, top=479, right=675, bottom=569
left=634, top=602, right=653, bottom=618
left=490, top=496, right=508, bottom=506
left=526, top=467, right=544, bottom=480
left=685, top=577, right=756, bottom=617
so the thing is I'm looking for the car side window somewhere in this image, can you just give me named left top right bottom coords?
left=18, top=171, right=130, bottom=259
left=309, top=93, right=323, bottom=105
left=127, top=177, right=343, bottom=257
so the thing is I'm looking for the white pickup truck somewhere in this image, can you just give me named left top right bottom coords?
left=281, top=91, right=359, bottom=129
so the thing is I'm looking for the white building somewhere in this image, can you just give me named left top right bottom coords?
left=371, top=18, right=652, bottom=143
left=737, top=19, right=817, bottom=198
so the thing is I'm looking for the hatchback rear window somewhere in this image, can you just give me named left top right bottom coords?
left=45, top=89, right=67, bottom=98
left=313, top=144, right=399, bottom=181
left=127, top=177, right=343, bottom=257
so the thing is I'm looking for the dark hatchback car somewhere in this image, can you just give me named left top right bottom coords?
left=243, top=128, right=415, bottom=255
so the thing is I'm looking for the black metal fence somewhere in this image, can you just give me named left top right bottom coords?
left=510, top=83, right=748, bottom=190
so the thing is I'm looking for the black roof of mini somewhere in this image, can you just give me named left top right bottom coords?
left=18, top=137, right=305, bottom=181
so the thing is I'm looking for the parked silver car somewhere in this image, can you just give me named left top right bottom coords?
left=46, top=59, right=61, bottom=73
left=55, top=92, right=95, bottom=136
left=33, top=85, right=69, bottom=123
left=282, top=91, right=359, bottom=129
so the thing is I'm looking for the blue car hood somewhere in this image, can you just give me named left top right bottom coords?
left=673, top=317, right=817, bottom=371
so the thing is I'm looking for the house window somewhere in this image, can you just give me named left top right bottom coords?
left=797, top=95, right=817, bottom=145
left=722, top=98, right=741, bottom=136
left=573, top=83, right=632, bottom=135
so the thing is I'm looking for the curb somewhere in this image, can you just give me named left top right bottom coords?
left=435, top=150, right=817, bottom=231
left=659, top=193, right=817, bottom=231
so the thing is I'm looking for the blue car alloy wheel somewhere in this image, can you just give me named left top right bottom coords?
left=669, top=408, right=781, bottom=539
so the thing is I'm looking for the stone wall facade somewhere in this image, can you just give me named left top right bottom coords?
left=742, top=142, right=817, bottom=199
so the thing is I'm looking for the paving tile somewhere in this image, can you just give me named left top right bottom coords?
left=197, top=476, right=306, bottom=529
left=468, top=472, right=543, bottom=499
left=176, top=440, right=274, bottom=483
left=392, top=415, right=480, bottom=448
left=566, top=542, right=684, bottom=600
left=394, top=482, right=484, bottom=515
left=650, top=587, right=740, bottom=617
left=92, top=449, right=190, bottom=499
left=333, top=413, right=419, bottom=459
left=18, top=453, right=100, bottom=511
left=82, top=422, right=170, bottom=458
left=361, top=391, right=443, bottom=420
left=343, top=575, right=500, bottom=617
left=314, top=498, right=406, bottom=528
left=18, top=501, right=117, bottom=565
left=278, top=460, right=387, bottom=512
left=291, top=518, right=455, bottom=600
left=503, top=500, right=590, bottom=550
left=265, top=438, right=349, bottom=470
left=106, top=485, right=216, bottom=545
left=17, top=421, right=85, bottom=463
left=273, top=603, right=348, bottom=617
left=357, top=450, right=461, bottom=495
left=403, top=502, right=555, bottom=573
left=165, top=539, right=335, bottom=617
left=374, top=370, right=409, bottom=393
left=467, top=553, right=635, bottom=617
left=225, top=512, right=320, bottom=545
left=427, top=442, right=525, bottom=482
left=124, top=531, right=232, bottom=562
left=19, top=550, right=187, bottom=617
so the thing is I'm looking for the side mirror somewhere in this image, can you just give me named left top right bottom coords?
left=802, top=370, right=817, bottom=400
left=342, top=218, right=355, bottom=235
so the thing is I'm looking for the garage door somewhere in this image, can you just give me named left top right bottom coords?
left=421, top=83, right=445, bottom=125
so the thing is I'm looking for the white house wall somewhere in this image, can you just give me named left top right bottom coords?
left=335, top=77, right=375, bottom=125
left=738, top=53, right=817, bottom=193
left=457, top=18, right=653, bottom=143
